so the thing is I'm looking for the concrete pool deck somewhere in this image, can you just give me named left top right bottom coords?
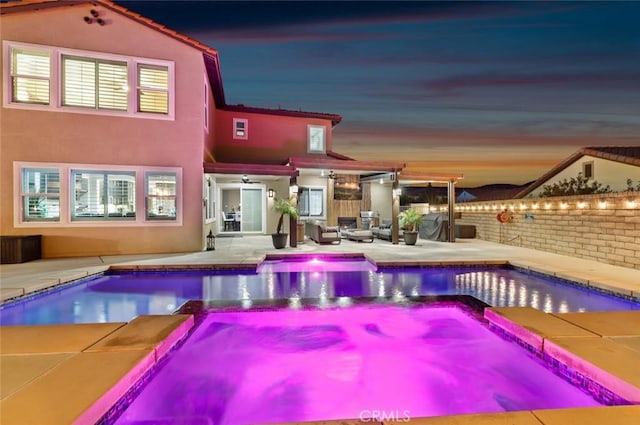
left=1, top=236, right=640, bottom=424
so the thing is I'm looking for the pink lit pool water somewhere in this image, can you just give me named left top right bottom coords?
left=112, top=304, right=601, bottom=425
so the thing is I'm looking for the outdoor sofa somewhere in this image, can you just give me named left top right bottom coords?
left=371, top=219, right=403, bottom=241
left=305, top=220, right=341, bottom=244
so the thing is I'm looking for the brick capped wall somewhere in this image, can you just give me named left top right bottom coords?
left=438, top=192, right=640, bottom=270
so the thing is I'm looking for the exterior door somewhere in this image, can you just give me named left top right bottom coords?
left=218, top=184, right=265, bottom=234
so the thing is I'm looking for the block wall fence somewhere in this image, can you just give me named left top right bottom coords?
left=436, top=192, right=640, bottom=270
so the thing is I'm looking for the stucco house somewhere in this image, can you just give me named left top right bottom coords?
left=516, top=146, right=640, bottom=198
left=1, top=0, right=462, bottom=258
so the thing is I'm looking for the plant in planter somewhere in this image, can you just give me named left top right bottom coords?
left=272, top=197, right=299, bottom=249
left=399, top=208, right=423, bottom=245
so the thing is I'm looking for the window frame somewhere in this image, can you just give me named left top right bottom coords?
left=307, top=125, right=326, bottom=153
left=70, top=169, right=137, bottom=221
left=14, top=161, right=182, bottom=227
left=145, top=171, right=178, bottom=221
left=61, top=54, right=129, bottom=111
left=9, top=46, right=52, bottom=106
left=233, top=118, right=248, bottom=140
left=298, top=186, right=326, bottom=219
left=582, top=161, right=594, bottom=180
left=20, top=167, right=61, bottom=222
left=3, top=40, right=174, bottom=120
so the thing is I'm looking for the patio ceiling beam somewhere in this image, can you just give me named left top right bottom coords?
left=203, top=162, right=299, bottom=177
left=397, top=171, right=464, bottom=184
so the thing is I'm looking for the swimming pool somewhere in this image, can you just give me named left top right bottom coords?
left=109, top=301, right=603, bottom=424
left=1, top=265, right=638, bottom=325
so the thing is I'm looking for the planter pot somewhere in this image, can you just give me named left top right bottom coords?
left=271, top=233, right=288, bottom=249
left=403, top=231, right=419, bottom=245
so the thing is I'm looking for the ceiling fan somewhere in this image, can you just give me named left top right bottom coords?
left=232, top=174, right=261, bottom=184
left=321, top=170, right=337, bottom=180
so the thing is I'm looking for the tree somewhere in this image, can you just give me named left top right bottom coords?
left=540, top=173, right=612, bottom=197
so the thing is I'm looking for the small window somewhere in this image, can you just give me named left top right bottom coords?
left=138, top=64, right=169, bottom=114
left=582, top=161, right=594, bottom=179
left=71, top=170, right=136, bottom=220
left=146, top=173, right=177, bottom=220
left=308, top=125, right=325, bottom=153
left=21, top=168, right=60, bottom=221
left=233, top=118, right=248, bottom=140
left=11, top=47, right=51, bottom=105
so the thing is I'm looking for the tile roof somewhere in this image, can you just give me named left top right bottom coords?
left=515, top=145, right=640, bottom=198
left=1, top=0, right=342, bottom=125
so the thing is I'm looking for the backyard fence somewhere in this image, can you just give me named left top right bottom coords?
left=437, top=192, right=640, bottom=270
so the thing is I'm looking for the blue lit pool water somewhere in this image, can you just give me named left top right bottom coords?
left=1, top=265, right=638, bottom=325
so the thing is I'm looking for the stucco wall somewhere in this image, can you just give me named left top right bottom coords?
left=1, top=5, right=207, bottom=257
left=450, top=192, right=640, bottom=270
left=527, top=156, right=640, bottom=197
left=213, top=109, right=333, bottom=164
left=371, top=183, right=392, bottom=220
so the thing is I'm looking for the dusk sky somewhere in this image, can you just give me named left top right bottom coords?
left=118, top=1, right=640, bottom=187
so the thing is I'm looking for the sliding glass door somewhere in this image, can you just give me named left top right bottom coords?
left=218, top=184, right=265, bottom=234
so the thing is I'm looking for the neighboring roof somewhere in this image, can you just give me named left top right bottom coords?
left=515, top=146, right=640, bottom=198
left=222, top=104, right=342, bottom=127
left=1, top=0, right=342, bottom=125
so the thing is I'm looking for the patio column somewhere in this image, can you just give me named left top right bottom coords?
left=392, top=176, right=400, bottom=245
left=289, top=176, right=298, bottom=248
left=447, top=179, right=456, bottom=243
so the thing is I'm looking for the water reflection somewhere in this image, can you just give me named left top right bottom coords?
left=2, top=267, right=638, bottom=326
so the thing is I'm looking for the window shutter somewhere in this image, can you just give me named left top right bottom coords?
left=97, top=62, right=128, bottom=110
left=11, top=48, right=50, bottom=104
left=63, top=56, right=96, bottom=108
left=138, top=65, right=169, bottom=114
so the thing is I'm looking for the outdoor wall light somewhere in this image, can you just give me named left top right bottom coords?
left=290, top=184, right=298, bottom=195
left=626, top=200, right=637, bottom=209
left=577, top=201, right=587, bottom=209
left=392, top=188, right=402, bottom=197
left=268, top=189, right=274, bottom=198
left=544, top=202, right=552, bottom=209
left=532, top=203, right=539, bottom=210
left=560, top=202, right=568, bottom=209
left=598, top=201, right=607, bottom=209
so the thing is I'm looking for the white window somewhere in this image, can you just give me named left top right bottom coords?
left=71, top=170, right=136, bottom=220
left=21, top=167, right=60, bottom=221
left=15, top=162, right=181, bottom=227
left=146, top=172, right=177, bottom=220
left=3, top=41, right=173, bottom=119
left=10, top=47, right=50, bottom=105
left=62, top=56, right=128, bottom=110
left=298, top=186, right=325, bottom=218
left=582, top=161, right=594, bottom=179
left=138, top=64, right=169, bottom=114
left=233, top=118, right=248, bottom=140
left=308, top=125, right=326, bottom=153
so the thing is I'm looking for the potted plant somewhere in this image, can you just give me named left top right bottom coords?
left=272, top=197, right=299, bottom=249
left=399, top=208, right=423, bottom=245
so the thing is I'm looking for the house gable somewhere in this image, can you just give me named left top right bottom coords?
left=516, top=146, right=640, bottom=198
